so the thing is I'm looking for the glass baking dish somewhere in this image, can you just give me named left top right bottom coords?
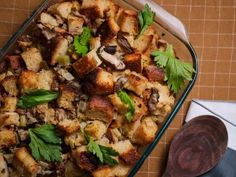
left=0, top=0, right=198, bottom=176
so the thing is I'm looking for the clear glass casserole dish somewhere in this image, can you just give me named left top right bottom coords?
left=0, top=0, right=198, bottom=176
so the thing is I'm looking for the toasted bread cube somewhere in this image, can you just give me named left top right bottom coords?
left=112, top=140, right=140, bottom=165
left=110, top=163, right=131, bottom=177
left=51, top=37, right=69, bottom=65
left=90, top=37, right=102, bottom=50
left=134, top=35, right=153, bottom=53
left=57, top=85, right=76, bottom=111
left=19, top=70, right=54, bottom=92
left=73, top=49, right=102, bottom=78
left=86, top=96, right=114, bottom=123
left=37, top=70, right=54, bottom=90
left=0, top=129, right=17, bottom=148
left=0, top=97, right=17, bottom=112
left=80, top=0, right=110, bottom=19
left=130, top=94, right=148, bottom=122
left=13, top=147, right=40, bottom=177
left=1, top=76, right=18, bottom=96
left=58, top=119, right=80, bottom=134
left=118, top=10, right=139, bottom=35
left=68, top=15, right=84, bottom=35
left=131, top=117, right=158, bottom=145
left=144, top=65, right=165, bottom=82
left=18, top=70, right=38, bottom=91
left=55, top=2, right=72, bottom=19
left=124, top=72, right=151, bottom=96
left=40, top=12, right=59, bottom=29
left=0, top=112, right=20, bottom=128
left=0, top=154, right=9, bottom=177
left=92, top=166, right=112, bottom=177
left=98, top=18, right=120, bottom=44
left=83, top=68, right=114, bottom=95
left=109, top=93, right=129, bottom=114
left=64, top=132, right=86, bottom=148
left=21, top=47, right=43, bottom=72
left=123, top=53, right=143, bottom=73
left=73, top=147, right=98, bottom=172
left=84, top=120, right=107, bottom=140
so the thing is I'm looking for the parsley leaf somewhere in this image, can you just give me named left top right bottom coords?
left=152, top=44, right=195, bottom=93
left=73, top=27, right=91, bottom=56
left=138, top=4, right=155, bottom=37
left=17, top=89, right=59, bottom=109
left=29, top=124, right=62, bottom=162
left=117, top=90, right=135, bottom=122
left=86, top=135, right=119, bottom=167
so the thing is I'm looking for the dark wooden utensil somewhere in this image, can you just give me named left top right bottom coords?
left=163, top=115, right=228, bottom=177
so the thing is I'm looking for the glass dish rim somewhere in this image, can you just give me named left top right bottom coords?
left=0, top=0, right=199, bottom=176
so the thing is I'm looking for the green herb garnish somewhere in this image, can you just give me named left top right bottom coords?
left=138, top=4, right=155, bottom=37
left=117, top=90, right=135, bottom=122
left=17, top=89, right=59, bottom=109
left=29, top=124, right=62, bottom=162
left=152, top=44, right=195, bottom=93
left=73, top=27, right=91, bottom=56
left=86, top=135, right=119, bottom=167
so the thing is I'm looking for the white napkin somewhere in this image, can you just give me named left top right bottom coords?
left=185, top=99, right=236, bottom=151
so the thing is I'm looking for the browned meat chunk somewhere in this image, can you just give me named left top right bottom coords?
left=144, top=65, right=165, bottom=82
left=123, top=53, right=143, bottom=73
left=83, top=68, right=114, bottom=95
left=0, top=129, right=17, bottom=148
left=6, top=55, right=22, bottom=70
left=12, top=147, right=41, bottom=177
left=73, top=49, right=102, bottom=78
left=86, top=96, right=114, bottom=123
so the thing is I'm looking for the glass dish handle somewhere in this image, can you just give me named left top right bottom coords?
left=136, top=0, right=189, bottom=44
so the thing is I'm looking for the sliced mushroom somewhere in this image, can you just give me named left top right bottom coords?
left=148, top=89, right=159, bottom=112
left=104, top=45, right=117, bottom=55
left=117, top=32, right=134, bottom=54
left=97, top=46, right=125, bottom=70
left=114, top=76, right=128, bottom=92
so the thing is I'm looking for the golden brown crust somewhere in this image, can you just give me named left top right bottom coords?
left=120, top=148, right=140, bottom=165
left=1, top=76, right=19, bottom=96
left=57, top=84, right=76, bottom=111
left=0, top=129, right=17, bottom=148
left=123, top=53, right=143, bottom=73
left=83, top=68, right=114, bottom=95
left=92, top=166, right=112, bottom=177
left=144, top=65, right=165, bottom=82
left=86, top=96, right=114, bottom=123
left=13, top=147, right=40, bottom=177
left=58, top=119, right=80, bottom=134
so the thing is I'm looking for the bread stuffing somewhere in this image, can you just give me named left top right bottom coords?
left=0, top=0, right=195, bottom=176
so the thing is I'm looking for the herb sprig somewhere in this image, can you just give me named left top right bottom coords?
left=73, top=27, right=91, bottom=56
left=86, top=135, right=119, bottom=167
left=138, top=5, right=155, bottom=37
left=152, top=44, right=195, bottom=93
left=17, top=89, right=59, bottom=109
left=29, top=124, right=62, bottom=162
left=117, top=90, right=135, bottom=122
